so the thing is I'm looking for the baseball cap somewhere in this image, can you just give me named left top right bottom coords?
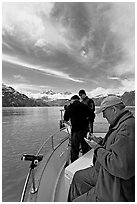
left=96, top=96, right=124, bottom=114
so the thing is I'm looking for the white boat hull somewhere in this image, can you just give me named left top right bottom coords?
left=21, top=129, right=106, bottom=202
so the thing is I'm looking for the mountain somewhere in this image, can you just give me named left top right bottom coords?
left=2, top=84, right=68, bottom=107
left=2, top=84, right=40, bottom=107
left=2, top=84, right=135, bottom=107
left=92, top=91, right=135, bottom=106
left=28, top=90, right=73, bottom=100
left=121, top=91, right=135, bottom=106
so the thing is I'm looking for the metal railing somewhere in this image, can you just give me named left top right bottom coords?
left=20, top=124, right=70, bottom=202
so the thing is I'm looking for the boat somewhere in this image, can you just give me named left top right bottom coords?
left=20, top=109, right=106, bottom=202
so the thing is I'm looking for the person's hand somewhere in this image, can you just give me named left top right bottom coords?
left=87, top=133, right=100, bottom=144
left=64, top=120, right=71, bottom=127
left=84, top=138, right=98, bottom=149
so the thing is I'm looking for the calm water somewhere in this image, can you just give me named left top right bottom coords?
left=2, top=106, right=135, bottom=202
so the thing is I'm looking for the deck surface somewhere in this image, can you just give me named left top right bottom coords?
left=54, top=132, right=106, bottom=201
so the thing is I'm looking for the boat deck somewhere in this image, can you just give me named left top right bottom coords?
left=23, top=132, right=106, bottom=202
left=55, top=132, right=106, bottom=202
left=53, top=149, right=94, bottom=201
left=54, top=166, right=69, bottom=201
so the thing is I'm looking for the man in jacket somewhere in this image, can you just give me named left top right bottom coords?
left=79, top=90, right=95, bottom=133
left=68, top=95, right=135, bottom=202
left=64, top=95, right=94, bottom=163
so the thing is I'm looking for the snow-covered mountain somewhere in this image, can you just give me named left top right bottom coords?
left=27, top=90, right=73, bottom=100
left=2, top=84, right=73, bottom=107
left=2, top=83, right=135, bottom=107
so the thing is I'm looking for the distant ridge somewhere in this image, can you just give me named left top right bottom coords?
left=2, top=84, right=135, bottom=107
left=92, top=91, right=135, bottom=106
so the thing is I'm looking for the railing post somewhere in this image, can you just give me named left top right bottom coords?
left=51, top=135, right=54, bottom=150
left=31, top=168, right=38, bottom=194
left=21, top=154, right=43, bottom=200
left=60, top=109, right=64, bottom=120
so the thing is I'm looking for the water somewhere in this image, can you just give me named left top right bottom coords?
left=2, top=106, right=135, bottom=202
left=2, top=107, right=62, bottom=202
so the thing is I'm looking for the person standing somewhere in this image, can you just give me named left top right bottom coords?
left=68, top=95, right=135, bottom=202
left=79, top=90, right=95, bottom=133
left=64, top=95, right=94, bottom=163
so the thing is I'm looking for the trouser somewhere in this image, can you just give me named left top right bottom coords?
left=89, top=122, right=94, bottom=133
left=70, top=128, right=90, bottom=163
left=68, top=166, right=98, bottom=202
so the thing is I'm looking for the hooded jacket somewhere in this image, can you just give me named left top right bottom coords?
left=94, top=110, right=135, bottom=201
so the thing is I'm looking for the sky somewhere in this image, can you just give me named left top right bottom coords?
left=2, top=2, right=135, bottom=98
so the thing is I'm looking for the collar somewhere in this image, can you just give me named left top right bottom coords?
left=73, top=100, right=80, bottom=104
left=83, top=96, right=88, bottom=101
left=109, top=110, right=133, bottom=130
left=102, top=110, right=133, bottom=146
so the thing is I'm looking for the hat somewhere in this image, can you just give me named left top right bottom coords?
left=96, top=96, right=124, bottom=114
left=79, top=89, right=86, bottom=95
left=71, top=95, right=80, bottom=100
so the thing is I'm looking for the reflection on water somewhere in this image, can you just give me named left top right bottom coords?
left=2, top=107, right=62, bottom=202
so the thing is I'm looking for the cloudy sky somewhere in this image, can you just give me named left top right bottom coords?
left=2, top=2, right=135, bottom=98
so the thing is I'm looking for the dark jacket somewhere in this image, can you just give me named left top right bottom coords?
left=64, top=100, right=94, bottom=131
left=93, top=110, right=135, bottom=201
left=81, top=96, right=95, bottom=122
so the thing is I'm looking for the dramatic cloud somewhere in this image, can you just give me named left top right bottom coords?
left=2, top=2, right=135, bottom=97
